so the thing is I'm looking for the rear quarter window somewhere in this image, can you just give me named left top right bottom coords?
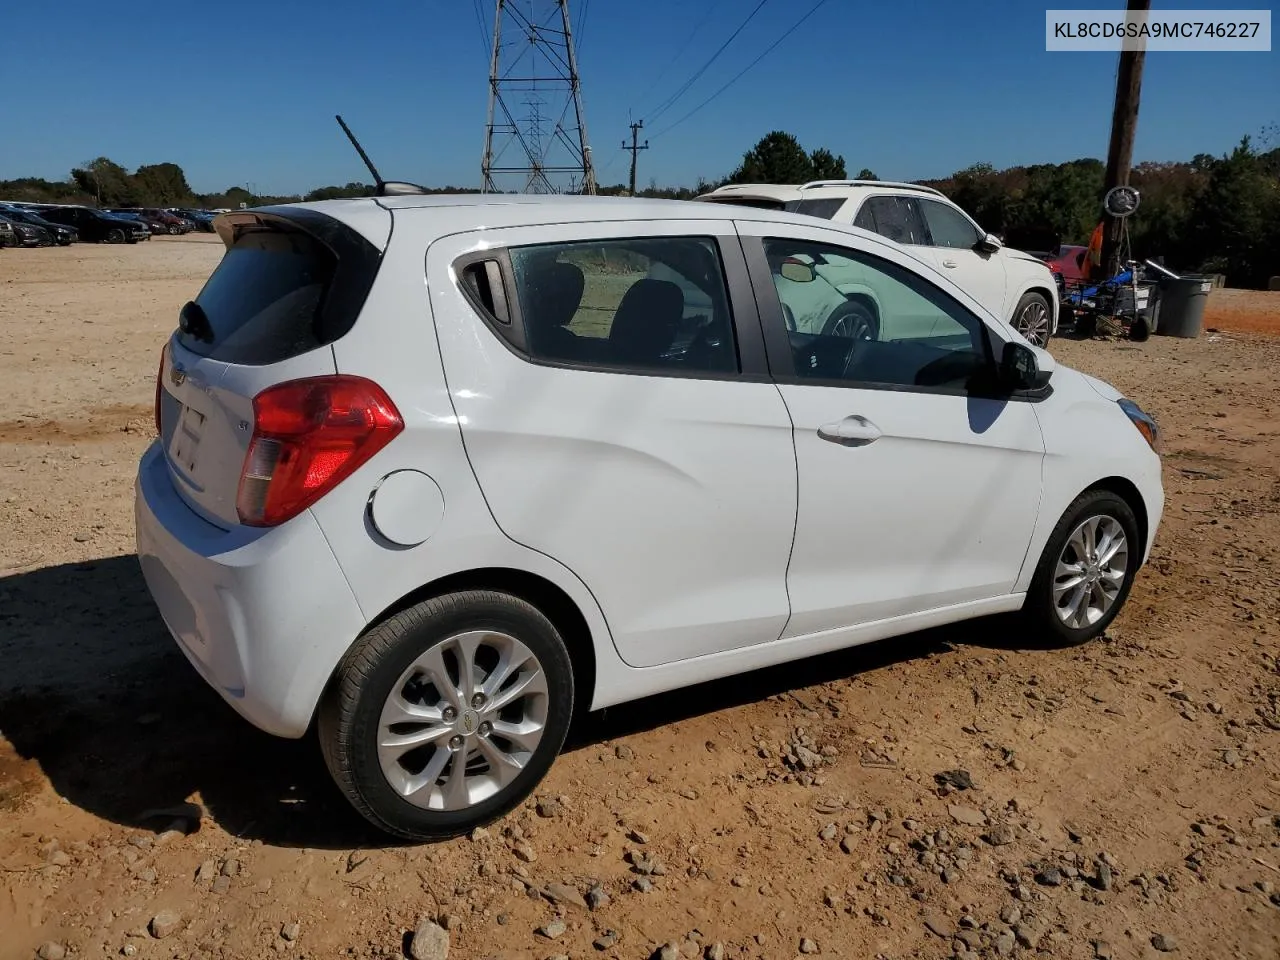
left=179, top=211, right=381, bottom=365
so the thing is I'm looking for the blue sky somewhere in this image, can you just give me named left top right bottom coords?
left=1, top=0, right=1274, bottom=194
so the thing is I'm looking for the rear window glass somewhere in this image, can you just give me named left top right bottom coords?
left=182, top=229, right=337, bottom=364
left=702, top=196, right=786, bottom=210
left=784, top=197, right=845, bottom=220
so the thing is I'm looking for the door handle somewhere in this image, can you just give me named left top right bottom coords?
left=942, top=259, right=958, bottom=268
left=817, top=414, right=882, bottom=447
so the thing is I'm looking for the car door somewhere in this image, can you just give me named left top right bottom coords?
left=736, top=219, right=1046, bottom=638
left=915, top=197, right=1009, bottom=320
left=425, top=220, right=797, bottom=669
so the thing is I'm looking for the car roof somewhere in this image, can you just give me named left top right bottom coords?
left=250, top=193, right=955, bottom=283
left=253, top=193, right=864, bottom=244
left=795, top=179, right=947, bottom=199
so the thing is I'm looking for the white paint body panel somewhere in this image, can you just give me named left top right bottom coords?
left=425, top=222, right=797, bottom=668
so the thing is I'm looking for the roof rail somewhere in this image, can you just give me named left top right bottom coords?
left=799, top=179, right=946, bottom=197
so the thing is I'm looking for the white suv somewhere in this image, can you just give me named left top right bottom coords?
left=136, top=195, right=1162, bottom=840
left=697, top=180, right=1059, bottom=347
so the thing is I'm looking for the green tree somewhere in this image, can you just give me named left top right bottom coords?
left=1189, top=136, right=1280, bottom=286
left=728, top=131, right=814, bottom=184
left=70, top=157, right=136, bottom=206
left=132, top=163, right=197, bottom=206
left=809, top=147, right=846, bottom=180
left=304, top=181, right=376, bottom=201
left=856, top=168, right=878, bottom=180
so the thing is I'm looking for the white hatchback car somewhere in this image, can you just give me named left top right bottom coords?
left=136, top=195, right=1162, bottom=840
left=697, top=180, right=1060, bottom=347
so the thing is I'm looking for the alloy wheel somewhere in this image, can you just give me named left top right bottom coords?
left=1052, top=515, right=1129, bottom=628
left=1016, top=300, right=1051, bottom=346
left=376, top=630, right=548, bottom=811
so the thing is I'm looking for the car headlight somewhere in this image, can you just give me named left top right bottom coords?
left=1118, top=398, right=1159, bottom=453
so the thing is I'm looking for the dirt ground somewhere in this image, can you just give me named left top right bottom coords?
left=1, top=238, right=1278, bottom=960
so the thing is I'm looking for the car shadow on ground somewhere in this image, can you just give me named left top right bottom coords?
left=0, top=554, right=1055, bottom=850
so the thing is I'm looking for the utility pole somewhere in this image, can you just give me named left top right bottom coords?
left=1100, top=0, right=1149, bottom=278
left=623, top=120, right=648, bottom=196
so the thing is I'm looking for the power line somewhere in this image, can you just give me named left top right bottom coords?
left=575, top=0, right=590, bottom=53
left=631, top=0, right=726, bottom=111
left=650, top=0, right=830, bottom=140
left=641, top=0, right=772, bottom=126
left=471, top=0, right=490, bottom=58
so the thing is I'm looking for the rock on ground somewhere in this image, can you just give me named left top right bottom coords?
left=410, top=918, right=450, bottom=960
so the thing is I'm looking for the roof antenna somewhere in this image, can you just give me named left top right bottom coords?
left=334, top=114, right=427, bottom=197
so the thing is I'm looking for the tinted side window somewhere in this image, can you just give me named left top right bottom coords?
left=783, top=198, right=846, bottom=220
left=509, top=237, right=739, bottom=375
left=919, top=198, right=982, bottom=249
left=762, top=238, right=992, bottom=391
left=857, top=196, right=929, bottom=245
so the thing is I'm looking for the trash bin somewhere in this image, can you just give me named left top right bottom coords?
left=1154, top=276, right=1213, bottom=338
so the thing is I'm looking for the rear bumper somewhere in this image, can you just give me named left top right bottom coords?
left=134, top=442, right=366, bottom=738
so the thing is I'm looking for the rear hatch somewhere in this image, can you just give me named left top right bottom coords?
left=156, top=206, right=386, bottom=528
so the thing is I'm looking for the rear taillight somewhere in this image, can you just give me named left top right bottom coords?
left=235, top=376, right=403, bottom=527
left=154, top=342, right=168, bottom=436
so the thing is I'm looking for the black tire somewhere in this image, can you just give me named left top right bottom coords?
left=1128, top=317, right=1150, bottom=342
left=319, top=590, right=574, bottom=841
left=822, top=299, right=879, bottom=341
left=106, top=228, right=125, bottom=244
left=1011, top=291, right=1053, bottom=346
left=1022, top=489, right=1140, bottom=646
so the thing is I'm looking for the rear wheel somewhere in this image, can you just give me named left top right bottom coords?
left=1022, top=489, right=1140, bottom=646
left=319, top=590, right=574, bottom=841
left=1012, top=292, right=1052, bottom=346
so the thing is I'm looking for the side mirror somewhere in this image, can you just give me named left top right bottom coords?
left=1000, top=341, right=1052, bottom=391
left=778, top=257, right=816, bottom=283
left=976, top=232, right=1002, bottom=253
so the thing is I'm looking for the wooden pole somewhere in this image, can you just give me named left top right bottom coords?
left=1100, top=0, right=1150, bottom=278
left=624, top=121, right=648, bottom=196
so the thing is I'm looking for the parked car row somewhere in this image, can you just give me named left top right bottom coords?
left=0, top=202, right=219, bottom=246
left=0, top=205, right=81, bottom=246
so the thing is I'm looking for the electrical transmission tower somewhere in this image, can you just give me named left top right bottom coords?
left=481, top=0, right=596, bottom=195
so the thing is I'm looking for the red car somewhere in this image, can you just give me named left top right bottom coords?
left=1039, top=244, right=1090, bottom=283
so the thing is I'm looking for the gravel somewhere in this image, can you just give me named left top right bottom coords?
left=984, top=823, right=1016, bottom=846
left=585, top=883, right=610, bottom=910
left=948, top=804, right=987, bottom=826
left=543, top=881, right=587, bottom=909
left=148, top=911, right=182, bottom=939
left=538, top=918, right=567, bottom=939
left=1151, top=933, right=1179, bottom=952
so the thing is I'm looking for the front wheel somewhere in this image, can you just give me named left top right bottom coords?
left=106, top=228, right=125, bottom=243
left=822, top=299, right=879, bottom=342
left=319, top=590, right=574, bottom=841
left=1022, top=489, right=1140, bottom=645
left=1012, top=292, right=1053, bottom=346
